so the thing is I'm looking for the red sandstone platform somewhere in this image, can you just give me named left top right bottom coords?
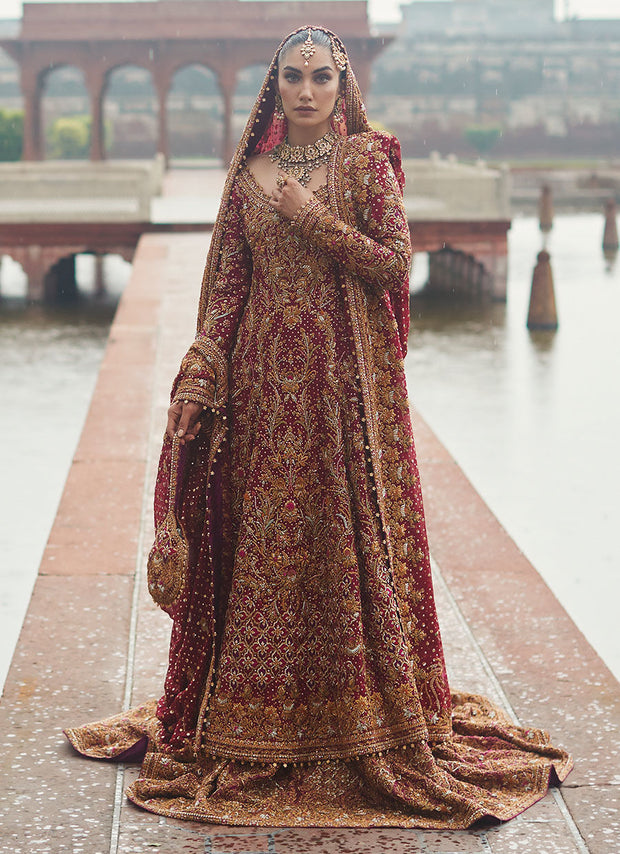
left=0, top=231, right=618, bottom=853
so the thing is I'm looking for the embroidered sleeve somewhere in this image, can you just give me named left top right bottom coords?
left=291, top=146, right=411, bottom=292
left=172, top=184, right=252, bottom=408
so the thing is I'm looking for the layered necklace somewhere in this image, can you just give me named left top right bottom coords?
left=269, top=130, right=337, bottom=187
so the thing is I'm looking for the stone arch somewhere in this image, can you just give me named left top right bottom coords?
left=70, top=250, right=133, bottom=300
left=103, top=63, right=158, bottom=158
left=39, top=64, right=90, bottom=160
left=167, top=63, right=223, bottom=161
left=0, top=244, right=133, bottom=302
left=2, top=245, right=80, bottom=301
left=426, top=246, right=492, bottom=299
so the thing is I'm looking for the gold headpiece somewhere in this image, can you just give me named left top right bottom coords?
left=329, top=37, right=348, bottom=72
left=300, top=31, right=316, bottom=65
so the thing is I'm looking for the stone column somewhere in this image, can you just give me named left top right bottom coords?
left=20, top=245, right=46, bottom=300
left=155, top=77, right=171, bottom=166
left=218, top=67, right=237, bottom=166
left=538, top=184, right=554, bottom=235
left=21, top=70, right=43, bottom=161
left=527, top=250, right=558, bottom=331
left=603, top=198, right=619, bottom=252
left=94, top=253, right=106, bottom=296
left=87, top=73, right=106, bottom=161
left=52, top=254, right=78, bottom=302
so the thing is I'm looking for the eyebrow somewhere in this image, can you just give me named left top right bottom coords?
left=282, top=65, right=334, bottom=74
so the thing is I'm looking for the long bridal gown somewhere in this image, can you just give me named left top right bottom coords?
left=65, top=131, right=571, bottom=828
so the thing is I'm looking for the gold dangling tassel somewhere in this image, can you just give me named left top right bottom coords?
left=274, top=93, right=285, bottom=121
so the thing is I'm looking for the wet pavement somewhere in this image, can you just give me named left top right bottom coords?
left=1, top=175, right=619, bottom=852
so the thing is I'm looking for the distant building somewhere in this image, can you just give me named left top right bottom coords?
left=401, top=0, right=556, bottom=38
left=568, top=18, right=620, bottom=39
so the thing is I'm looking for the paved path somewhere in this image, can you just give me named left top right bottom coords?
left=151, top=167, right=226, bottom=224
left=1, top=179, right=619, bottom=852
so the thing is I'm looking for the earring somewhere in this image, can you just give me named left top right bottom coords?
left=332, top=94, right=347, bottom=135
left=274, top=93, right=285, bottom=121
left=333, top=95, right=344, bottom=123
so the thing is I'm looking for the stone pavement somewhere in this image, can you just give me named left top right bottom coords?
left=151, top=166, right=226, bottom=224
left=1, top=189, right=619, bottom=852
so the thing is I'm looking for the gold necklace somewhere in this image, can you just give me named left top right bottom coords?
left=269, top=131, right=337, bottom=187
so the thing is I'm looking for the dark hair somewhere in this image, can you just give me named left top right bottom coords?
left=279, top=28, right=332, bottom=61
left=278, top=28, right=344, bottom=81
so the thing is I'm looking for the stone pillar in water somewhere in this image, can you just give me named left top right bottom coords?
left=603, top=198, right=619, bottom=252
left=45, top=255, right=78, bottom=302
left=538, top=184, right=554, bottom=235
left=527, top=250, right=558, bottom=331
left=94, top=254, right=106, bottom=297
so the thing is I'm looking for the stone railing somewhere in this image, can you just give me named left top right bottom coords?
left=0, top=155, right=164, bottom=223
left=403, top=154, right=511, bottom=221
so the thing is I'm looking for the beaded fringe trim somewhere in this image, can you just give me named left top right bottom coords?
left=191, top=740, right=432, bottom=771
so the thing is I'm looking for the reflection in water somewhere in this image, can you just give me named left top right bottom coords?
left=527, top=328, right=558, bottom=356
left=406, top=213, right=620, bottom=682
left=604, top=249, right=618, bottom=274
left=0, top=254, right=130, bottom=691
left=410, top=291, right=507, bottom=335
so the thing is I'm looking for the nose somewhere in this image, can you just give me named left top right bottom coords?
left=299, top=78, right=313, bottom=101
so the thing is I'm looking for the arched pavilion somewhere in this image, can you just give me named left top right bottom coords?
left=0, top=0, right=390, bottom=164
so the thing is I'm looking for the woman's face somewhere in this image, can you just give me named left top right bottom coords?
left=277, top=43, right=341, bottom=139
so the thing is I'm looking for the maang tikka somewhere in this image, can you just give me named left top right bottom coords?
left=300, top=31, right=316, bottom=65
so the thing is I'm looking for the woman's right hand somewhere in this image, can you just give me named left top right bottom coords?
left=166, top=400, right=205, bottom=445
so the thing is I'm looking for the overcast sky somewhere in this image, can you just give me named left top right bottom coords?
left=1, top=0, right=619, bottom=23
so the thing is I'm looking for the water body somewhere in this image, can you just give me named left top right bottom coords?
left=0, top=255, right=129, bottom=691
left=0, top=214, right=618, bottom=695
left=407, top=213, right=619, bottom=682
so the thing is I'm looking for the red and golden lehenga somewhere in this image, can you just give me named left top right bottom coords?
left=64, top=27, right=572, bottom=828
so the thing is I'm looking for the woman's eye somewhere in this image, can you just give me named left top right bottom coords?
left=284, top=73, right=300, bottom=83
left=315, top=75, right=331, bottom=83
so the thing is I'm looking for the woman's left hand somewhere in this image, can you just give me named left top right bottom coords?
left=269, top=173, right=313, bottom=220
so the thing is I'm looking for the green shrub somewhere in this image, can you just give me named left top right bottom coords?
left=47, top=115, right=91, bottom=159
left=0, top=109, right=24, bottom=161
left=464, top=125, right=502, bottom=156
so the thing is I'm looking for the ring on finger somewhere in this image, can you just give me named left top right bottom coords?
left=276, top=174, right=287, bottom=190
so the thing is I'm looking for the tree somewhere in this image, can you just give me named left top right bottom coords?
left=0, top=109, right=24, bottom=161
left=47, top=115, right=91, bottom=159
left=464, top=125, right=502, bottom=156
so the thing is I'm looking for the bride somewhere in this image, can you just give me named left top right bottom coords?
left=65, top=26, right=571, bottom=828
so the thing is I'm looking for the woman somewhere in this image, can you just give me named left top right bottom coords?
left=65, top=27, right=571, bottom=827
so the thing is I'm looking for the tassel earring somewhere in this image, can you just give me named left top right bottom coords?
left=332, top=94, right=347, bottom=136
left=274, top=93, right=285, bottom=121
left=333, top=95, right=344, bottom=123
